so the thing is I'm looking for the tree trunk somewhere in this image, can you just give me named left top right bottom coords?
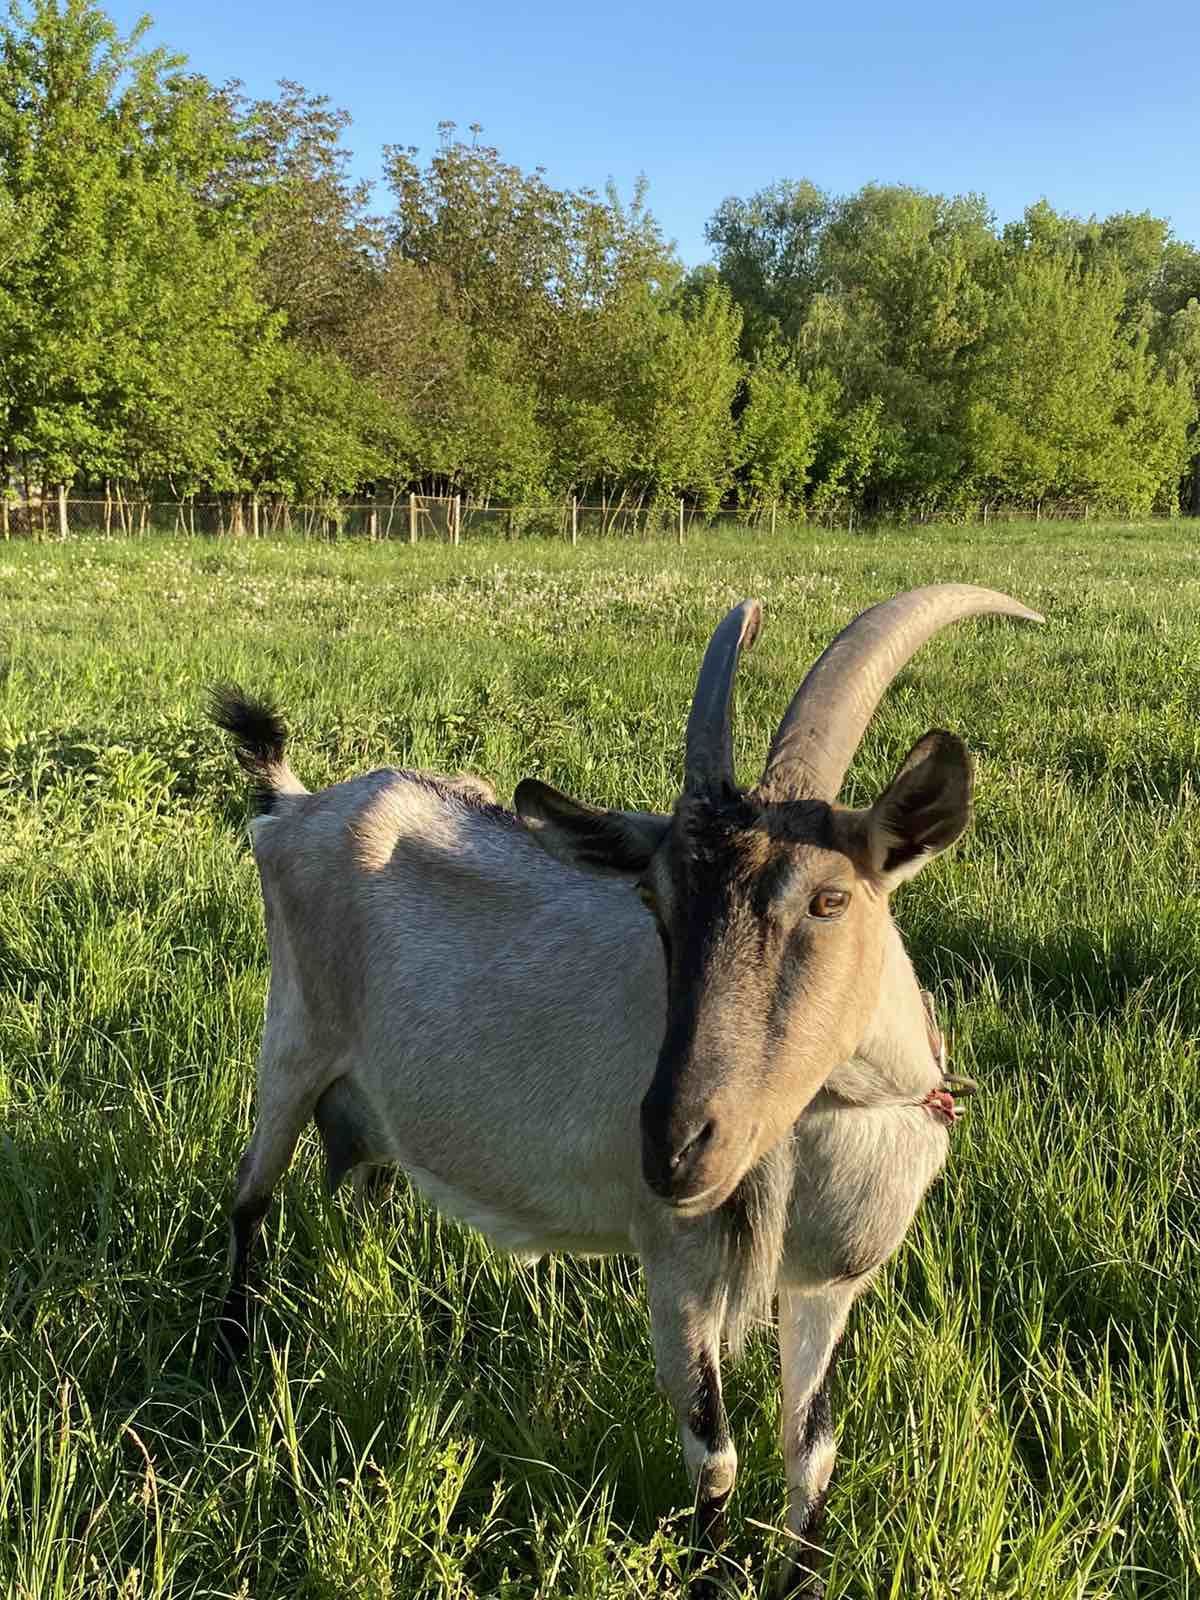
left=1190, top=454, right=1200, bottom=518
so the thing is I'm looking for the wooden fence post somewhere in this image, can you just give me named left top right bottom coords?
left=252, top=494, right=260, bottom=538
left=770, top=501, right=777, bottom=537
left=57, top=483, right=68, bottom=540
left=678, top=498, right=684, bottom=544
left=409, top=492, right=418, bottom=545
left=368, top=504, right=378, bottom=540
left=571, top=496, right=578, bottom=546
left=452, top=493, right=461, bottom=546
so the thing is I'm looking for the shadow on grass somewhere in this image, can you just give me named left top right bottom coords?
left=909, top=908, right=1200, bottom=1042
left=1056, top=732, right=1198, bottom=810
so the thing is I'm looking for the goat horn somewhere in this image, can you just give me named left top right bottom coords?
left=685, top=600, right=763, bottom=793
left=760, top=584, right=1042, bottom=800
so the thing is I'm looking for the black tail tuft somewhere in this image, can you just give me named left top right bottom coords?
left=208, top=684, right=289, bottom=814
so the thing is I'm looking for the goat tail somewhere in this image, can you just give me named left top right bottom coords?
left=208, top=685, right=308, bottom=815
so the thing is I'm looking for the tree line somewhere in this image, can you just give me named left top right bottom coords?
left=2, top=0, right=1199, bottom=528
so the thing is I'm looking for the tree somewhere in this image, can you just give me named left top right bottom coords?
left=965, top=251, right=1192, bottom=512
left=705, top=179, right=831, bottom=355
left=0, top=0, right=273, bottom=504
left=735, top=339, right=838, bottom=511
left=232, top=79, right=383, bottom=357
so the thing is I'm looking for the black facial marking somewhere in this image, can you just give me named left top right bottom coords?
left=749, top=848, right=795, bottom=918
left=765, top=922, right=814, bottom=1045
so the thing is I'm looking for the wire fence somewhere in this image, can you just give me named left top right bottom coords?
left=4, top=493, right=776, bottom=543
left=0, top=490, right=1147, bottom=543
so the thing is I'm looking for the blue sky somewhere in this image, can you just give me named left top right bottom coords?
left=108, top=0, right=1200, bottom=264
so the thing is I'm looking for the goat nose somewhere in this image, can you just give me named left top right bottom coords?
left=641, top=1111, right=717, bottom=1200
left=670, top=1118, right=715, bottom=1173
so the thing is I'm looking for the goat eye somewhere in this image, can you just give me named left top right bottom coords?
left=636, top=883, right=657, bottom=912
left=809, top=888, right=849, bottom=919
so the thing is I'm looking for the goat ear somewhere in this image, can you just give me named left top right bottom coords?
left=864, top=731, right=972, bottom=888
left=514, top=779, right=670, bottom=877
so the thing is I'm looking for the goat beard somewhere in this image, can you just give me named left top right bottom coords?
left=716, top=1134, right=796, bottom=1360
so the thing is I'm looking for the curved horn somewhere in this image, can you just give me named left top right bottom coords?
left=685, top=599, right=763, bottom=793
left=761, top=584, right=1042, bottom=800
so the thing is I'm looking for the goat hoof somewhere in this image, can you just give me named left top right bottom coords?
left=775, top=1563, right=826, bottom=1600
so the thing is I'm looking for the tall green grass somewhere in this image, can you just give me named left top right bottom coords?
left=0, top=523, right=1197, bottom=1598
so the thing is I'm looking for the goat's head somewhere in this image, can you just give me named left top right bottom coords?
left=516, top=586, right=1040, bottom=1215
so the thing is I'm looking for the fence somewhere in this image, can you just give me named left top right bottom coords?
left=3, top=493, right=787, bottom=544
left=0, top=490, right=1152, bottom=543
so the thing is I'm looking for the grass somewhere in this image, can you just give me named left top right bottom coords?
left=0, top=520, right=1197, bottom=1599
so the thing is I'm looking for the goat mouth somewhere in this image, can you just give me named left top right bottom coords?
left=663, top=1129, right=758, bottom=1218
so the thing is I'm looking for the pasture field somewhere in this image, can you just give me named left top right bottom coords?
left=0, top=523, right=1198, bottom=1600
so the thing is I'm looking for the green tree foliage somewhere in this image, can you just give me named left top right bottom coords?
left=0, top=0, right=271, bottom=495
left=1151, top=241, right=1200, bottom=513
left=711, top=183, right=1198, bottom=518
left=705, top=180, right=831, bottom=354
left=966, top=250, right=1192, bottom=512
left=0, top=0, right=1197, bottom=522
left=735, top=340, right=839, bottom=510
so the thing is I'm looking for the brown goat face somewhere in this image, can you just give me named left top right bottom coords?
left=637, top=794, right=887, bottom=1212
left=515, top=729, right=973, bottom=1215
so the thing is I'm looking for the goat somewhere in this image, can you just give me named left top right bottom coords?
left=210, top=583, right=1040, bottom=1596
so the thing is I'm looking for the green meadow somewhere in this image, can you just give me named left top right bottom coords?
left=0, top=523, right=1197, bottom=1599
